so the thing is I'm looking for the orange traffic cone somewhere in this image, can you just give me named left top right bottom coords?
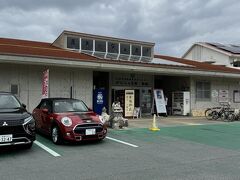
left=149, top=114, right=160, bottom=131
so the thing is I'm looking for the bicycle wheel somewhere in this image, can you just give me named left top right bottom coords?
left=227, top=113, right=235, bottom=122
left=212, top=111, right=219, bottom=120
left=221, top=113, right=230, bottom=122
left=205, top=109, right=214, bottom=120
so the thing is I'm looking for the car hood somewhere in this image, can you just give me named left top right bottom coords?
left=0, top=108, right=30, bottom=121
left=58, top=112, right=101, bottom=124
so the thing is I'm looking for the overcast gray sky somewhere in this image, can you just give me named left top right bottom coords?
left=0, top=0, right=240, bottom=57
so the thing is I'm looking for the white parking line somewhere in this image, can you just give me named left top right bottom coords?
left=34, top=140, right=61, bottom=157
left=106, top=136, right=139, bottom=148
left=168, top=120, right=203, bottom=126
left=185, top=123, right=203, bottom=126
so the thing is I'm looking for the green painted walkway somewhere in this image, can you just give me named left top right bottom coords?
left=109, top=122, right=240, bottom=151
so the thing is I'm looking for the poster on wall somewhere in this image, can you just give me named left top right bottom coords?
left=219, top=90, right=229, bottom=103
left=211, top=90, right=218, bottom=98
left=154, top=89, right=167, bottom=114
left=42, top=69, right=49, bottom=99
left=125, top=90, right=135, bottom=117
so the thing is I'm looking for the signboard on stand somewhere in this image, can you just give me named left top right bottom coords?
left=153, top=89, right=167, bottom=114
left=42, top=69, right=49, bottom=99
left=125, top=90, right=135, bottom=117
left=93, top=89, right=107, bottom=115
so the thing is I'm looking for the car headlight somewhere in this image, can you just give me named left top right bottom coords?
left=23, top=116, right=35, bottom=134
left=61, top=117, right=72, bottom=127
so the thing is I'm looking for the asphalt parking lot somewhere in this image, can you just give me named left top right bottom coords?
left=1, top=118, right=240, bottom=180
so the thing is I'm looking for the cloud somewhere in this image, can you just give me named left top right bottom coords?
left=0, top=0, right=240, bottom=57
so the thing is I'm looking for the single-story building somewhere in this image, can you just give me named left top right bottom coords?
left=0, top=30, right=240, bottom=117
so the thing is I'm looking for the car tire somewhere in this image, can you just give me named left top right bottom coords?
left=51, top=125, right=63, bottom=145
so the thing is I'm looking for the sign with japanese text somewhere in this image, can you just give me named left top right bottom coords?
left=124, top=90, right=135, bottom=117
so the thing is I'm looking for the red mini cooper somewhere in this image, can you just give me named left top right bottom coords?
left=32, top=98, right=107, bottom=144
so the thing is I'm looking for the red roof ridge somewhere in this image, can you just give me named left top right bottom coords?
left=0, top=43, right=58, bottom=50
left=0, top=37, right=51, bottom=46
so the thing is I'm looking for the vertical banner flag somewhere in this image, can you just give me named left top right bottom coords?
left=154, top=89, right=167, bottom=114
left=125, top=90, right=135, bottom=117
left=42, top=69, right=49, bottom=99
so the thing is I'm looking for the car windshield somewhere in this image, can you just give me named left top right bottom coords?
left=53, top=99, right=89, bottom=113
left=0, top=94, right=21, bottom=109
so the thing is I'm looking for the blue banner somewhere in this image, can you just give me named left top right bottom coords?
left=93, top=89, right=107, bottom=115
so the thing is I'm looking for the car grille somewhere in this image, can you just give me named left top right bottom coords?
left=74, top=123, right=103, bottom=135
left=0, top=125, right=26, bottom=136
left=0, top=119, right=24, bottom=126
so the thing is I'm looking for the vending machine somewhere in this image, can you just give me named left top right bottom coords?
left=172, top=91, right=190, bottom=116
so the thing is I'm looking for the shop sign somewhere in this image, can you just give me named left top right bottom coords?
left=112, top=74, right=152, bottom=87
left=219, top=90, right=229, bottom=103
left=125, top=90, right=135, bottom=117
left=42, top=69, right=49, bottom=99
left=154, top=89, right=167, bottom=114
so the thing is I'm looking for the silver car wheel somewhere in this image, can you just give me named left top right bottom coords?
left=52, top=127, right=58, bottom=143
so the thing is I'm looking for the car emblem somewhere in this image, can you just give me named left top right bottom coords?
left=2, top=122, right=8, bottom=126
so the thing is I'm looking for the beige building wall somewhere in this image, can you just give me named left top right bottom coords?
left=190, top=76, right=240, bottom=116
left=0, top=63, right=93, bottom=112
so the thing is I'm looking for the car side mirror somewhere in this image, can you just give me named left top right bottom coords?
left=22, top=103, right=26, bottom=109
left=42, top=108, right=49, bottom=113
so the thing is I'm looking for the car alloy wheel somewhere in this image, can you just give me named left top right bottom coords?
left=51, top=126, right=62, bottom=144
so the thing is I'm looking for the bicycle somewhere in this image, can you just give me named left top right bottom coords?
left=205, top=102, right=233, bottom=121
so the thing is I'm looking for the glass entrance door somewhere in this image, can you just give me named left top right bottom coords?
left=140, top=88, right=152, bottom=114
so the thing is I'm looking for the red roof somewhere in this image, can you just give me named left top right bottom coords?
left=0, top=37, right=239, bottom=74
left=154, top=55, right=240, bottom=74
left=0, top=38, right=99, bottom=61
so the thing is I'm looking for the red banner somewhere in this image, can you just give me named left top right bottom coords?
left=42, top=69, right=49, bottom=99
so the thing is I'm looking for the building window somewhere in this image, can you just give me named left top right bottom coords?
left=67, top=37, right=79, bottom=49
left=196, top=81, right=211, bottom=101
left=95, top=40, right=106, bottom=52
left=81, top=39, right=93, bottom=51
left=120, top=43, right=130, bottom=55
left=142, top=47, right=151, bottom=57
left=108, top=42, right=119, bottom=53
left=132, top=45, right=141, bottom=56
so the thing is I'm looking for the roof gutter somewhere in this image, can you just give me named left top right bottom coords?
left=0, top=54, right=240, bottom=78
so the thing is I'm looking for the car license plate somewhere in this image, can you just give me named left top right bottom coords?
left=0, top=134, right=13, bottom=143
left=85, top=129, right=96, bottom=135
